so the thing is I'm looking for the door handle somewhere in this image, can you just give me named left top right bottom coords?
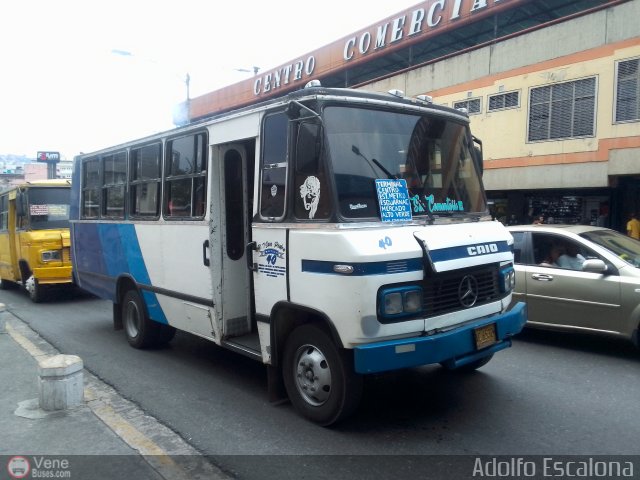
left=203, top=240, right=210, bottom=267
left=246, top=241, right=258, bottom=272
left=531, top=273, right=553, bottom=281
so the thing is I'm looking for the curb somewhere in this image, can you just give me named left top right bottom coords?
left=4, top=310, right=231, bottom=480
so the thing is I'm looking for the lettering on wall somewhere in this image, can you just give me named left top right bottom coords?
left=343, top=0, right=504, bottom=61
left=253, top=56, right=316, bottom=96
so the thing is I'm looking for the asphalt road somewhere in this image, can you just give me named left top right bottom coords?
left=2, top=287, right=639, bottom=478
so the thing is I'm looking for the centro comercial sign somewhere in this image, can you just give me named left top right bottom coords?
left=253, top=0, right=509, bottom=96
left=342, top=0, right=507, bottom=62
left=188, top=0, right=518, bottom=120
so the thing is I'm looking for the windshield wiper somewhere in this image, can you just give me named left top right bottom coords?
left=372, top=158, right=395, bottom=180
left=351, top=145, right=396, bottom=179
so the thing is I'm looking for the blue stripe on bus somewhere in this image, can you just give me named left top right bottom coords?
left=428, top=241, right=511, bottom=263
left=300, top=240, right=511, bottom=277
left=301, top=258, right=423, bottom=276
left=74, top=223, right=168, bottom=324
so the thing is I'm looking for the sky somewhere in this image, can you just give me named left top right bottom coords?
left=1, top=0, right=421, bottom=160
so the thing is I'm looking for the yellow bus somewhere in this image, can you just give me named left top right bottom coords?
left=0, top=179, right=72, bottom=302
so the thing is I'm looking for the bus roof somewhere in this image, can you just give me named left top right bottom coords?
left=75, top=85, right=469, bottom=159
left=1, top=179, right=71, bottom=192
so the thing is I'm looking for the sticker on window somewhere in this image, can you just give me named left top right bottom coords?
left=30, top=205, right=49, bottom=216
left=375, top=179, right=412, bottom=222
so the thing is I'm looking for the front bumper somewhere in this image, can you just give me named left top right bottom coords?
left=32, top=266, right=73, bottom=285
left=353, top=302, right=527, bottom=374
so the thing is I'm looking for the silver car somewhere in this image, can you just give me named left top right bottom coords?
left=507, top=224, right=640, bottom=348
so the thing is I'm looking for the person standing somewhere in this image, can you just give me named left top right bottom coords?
left=626, top=213, right=640, bottom=240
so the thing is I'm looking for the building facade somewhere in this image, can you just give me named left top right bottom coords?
left=187, top=0, right=639, bottom=231
left=366, top=0, right=639, bottom=230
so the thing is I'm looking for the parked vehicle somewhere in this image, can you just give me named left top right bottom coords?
left=0, top=180, right=73, bottom=302
left=507, top=224, right=640, bottom=348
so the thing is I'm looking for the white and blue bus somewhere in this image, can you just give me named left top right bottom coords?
left=70, top=83, right=526, bottom=425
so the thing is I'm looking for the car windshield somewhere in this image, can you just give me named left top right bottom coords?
left=581, top=229, right=640, bottom=267
left=27, top=187, right=70, bottom=229
left=323, top=106, right=487, bottom=220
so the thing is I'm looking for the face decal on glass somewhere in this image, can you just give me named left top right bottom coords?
left=300, top=176, right=321, bottom=219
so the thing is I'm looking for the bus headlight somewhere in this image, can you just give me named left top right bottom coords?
left=499, top=265, right=516, bottom=292
left=41, top=250, right=62, bottom=262
left=378, top=286, right=423, bottom=318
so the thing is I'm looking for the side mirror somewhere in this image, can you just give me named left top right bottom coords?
left=582, top=259, right=608, bottom=274
left=286, top=102, right=301, bottom=120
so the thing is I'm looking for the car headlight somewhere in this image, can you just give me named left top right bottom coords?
left=499, top=265, right=516, bottom=293
left=379, top=286, right=424, bottom=318
left=41, top=250, right=62, bottom=262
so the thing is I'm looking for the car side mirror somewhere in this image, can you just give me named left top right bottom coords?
left=582, top=259, right=608, bottom=274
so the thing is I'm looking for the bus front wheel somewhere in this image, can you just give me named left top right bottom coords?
left=25, top=275, right=43, bottom=303
left=282, top=324, right=363, bottom=426
left=122, top=290, right=159, bottom=349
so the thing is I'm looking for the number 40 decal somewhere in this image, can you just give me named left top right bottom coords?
left=378, top=236, right=392, bottom=249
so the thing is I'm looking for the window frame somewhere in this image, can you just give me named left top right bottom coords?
left=259, top=110, right=290, bottom=221
left=453, top=97, right=482, bottom=115
left=81, top=156, right=101, bottom=219
left=526, top=76, right=598, bottom=143
left=0, top=194, right=8, bottom=231
left=101, top=151, right=127, bottom=219
left=129, top=142, right=162, bottom=220
left=487, top=90, right=520, bottom=112
left=614, top=56, right=640, bottom=124
left=163, top=131, right=208, bottom=221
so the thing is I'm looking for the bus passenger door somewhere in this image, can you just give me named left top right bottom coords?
left=216, top=143, right=254, bottom=341
left=0, top=194, right=17, bottom=282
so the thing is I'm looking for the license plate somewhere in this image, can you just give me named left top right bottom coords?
left=474, top=323, right=497, bottom=350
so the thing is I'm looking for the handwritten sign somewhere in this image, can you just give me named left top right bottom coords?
left=375, top=179, right=412, bottom=222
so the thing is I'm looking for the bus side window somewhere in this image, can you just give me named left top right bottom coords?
left=294, top=121, right=330, bottom=220
left=164, top=132, right=207, bottom=219
left=102, top=151, right=127, bottom=219
left=130, top=143, right=161, bottom=218
left=260, top=112, right=288, bottom=220
left=82, top=158, right=101, bottom=219
left=0, top=195, right=7, bottom=231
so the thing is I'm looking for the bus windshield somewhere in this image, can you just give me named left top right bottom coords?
left=324, top=106, right=487, bottom=220
left=27, top=187, right=70, bottom=229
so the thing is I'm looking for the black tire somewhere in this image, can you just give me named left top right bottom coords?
left=122, top=289, right=160, bottom=349
left=282, top=324, right=363, bottom=426
left=25, top=275, right=44, bottom=303
left=441, top=353, right=494, bottom=373
left=0, top=278, right=17, bottom=290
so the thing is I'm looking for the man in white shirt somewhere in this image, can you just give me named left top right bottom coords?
left=557, top=243, right=585, bottom=270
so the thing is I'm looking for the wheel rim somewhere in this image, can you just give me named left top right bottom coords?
left=124, top=300, right=141, bottom=339
left=293, top=343, right=332, bottom=407
left=25, top=275, right=36, bottom=297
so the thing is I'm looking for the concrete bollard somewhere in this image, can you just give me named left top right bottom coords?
left=0, top=303, right=6, bottom=334
left=38, top=355, right=84, bottom=411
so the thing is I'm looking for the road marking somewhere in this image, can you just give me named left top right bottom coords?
left=5, top=316, right=230, bottom=480
left=6, top=323, right=48, bottom=358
